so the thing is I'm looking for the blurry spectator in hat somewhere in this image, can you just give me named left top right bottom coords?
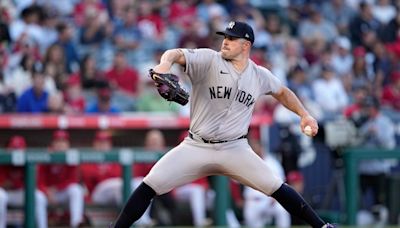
left=381, top=71, right=400, bottom=111
left=86, top=81, right=120, bottom=114
left=16, top=64, right=50, bottom=113
left=80, top=130, right=121, bottom=204
left=55, top=22, right=80, bottom=74
left=63, top=75, right=86, bottom=114
left=344, top=85, right=369, bottom=124
left=331, top=36, right=353, bottom=79
left=243, top=129, right=291, bottom=228
left=0, top=135, right=48, bottom=228
left=351, top=46, right=374, bottom=92
left=312, top=64, right=349, bottom=119
left=38, top=130, right=85, bottom=228
left=105, top=50, right=139, bottom=111
left=356, top=96, right=395, bottom=225
left=349, top=1, right=381, bottom=46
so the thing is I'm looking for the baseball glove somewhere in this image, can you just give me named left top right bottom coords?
left=149, top=69, right=189, bottom=106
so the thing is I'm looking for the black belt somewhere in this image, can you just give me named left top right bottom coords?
left=189, top=132, right=247, bottom=144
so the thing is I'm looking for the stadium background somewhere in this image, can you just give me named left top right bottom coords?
left=1, top=0, right=400, bottom=227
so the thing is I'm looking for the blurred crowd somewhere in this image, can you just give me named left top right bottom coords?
left=0, top=0, right=399, bottom=119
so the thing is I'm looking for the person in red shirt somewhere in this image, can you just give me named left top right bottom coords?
left=37, top=130, right=84, bottom=228
left=105, top=51, right=139, bottom=95
left=105, top=51, right=140, bottom=111
left=0, top=136, right=48, bottom=228
left=63, top=75, right=86, bottom=114
left=381, top=71, right=400, bottom=111
left=80, top=131, right=121, bottom=204
left=80, top=130, right=153, bottom=226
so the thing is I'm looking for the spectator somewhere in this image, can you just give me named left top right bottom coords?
left=331, top=36, right=353, bottom=80
left=43, top=43, right=68, bottom=90
left=349, top=1, right=381, bottom=46
left=379, top=10, right=400, bottom=42
left=168, top=0, right=198, bottom=32
left=321, top=0, right=355, bottom=35
left=0, top=135, right=48, bottom=228
left=86, top=81, right=119, bottom=113
left=381, top=71, right=400, bottom=111
left=63, top=75, right=86, bottom=114
left=105, top=51, right=139, bottom=93
left=38, top=130, right=84, bottom=228
left=4, top=53, right=34, bottom=97
left=372, top=41, right=393, bottom=89
left=356, top=96, right=395, bottom=225
left=312, top=65, right=349, bottom=118
left=136, top=0, right=168, bottom=58
left=9, top=5, right=43, bottom=45
left=80, top=130, right=154, bottom=226
left=196, top=0, right=229, bottom=25
left=55, top=22, right=80, bottom=74
left=16, top=65, right=50, bottom=113
left=243, top=130, right=290, bottom=228
left=371, top=0, right=396, bottom=25
left=105, top=50, right=139, bottom=111
left=351, top=46, right=374, bottom=92
left=112, top=6, right=142, bottom=67
left=74, top=54, right=104, bottom=90
left=298, top=5, right=338, bottom=44
left=0, top=11, right=11, bottom=46
left=344, top=85, right=369, bottom=121
left=178, top=18, right=212, bottom=49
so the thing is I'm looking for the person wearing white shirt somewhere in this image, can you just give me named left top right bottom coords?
left=312, top=65, right=349, bottom=119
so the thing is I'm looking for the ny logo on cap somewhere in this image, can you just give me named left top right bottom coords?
left=228, top=21, right=235, bottom=29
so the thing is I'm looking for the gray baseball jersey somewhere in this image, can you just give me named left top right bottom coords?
left=183, top=48, right=282, bottom=140
left=144, top=48, right=284, bottom=196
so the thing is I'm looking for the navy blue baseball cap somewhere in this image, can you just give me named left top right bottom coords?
left=216, top=21, right=254, bottom=44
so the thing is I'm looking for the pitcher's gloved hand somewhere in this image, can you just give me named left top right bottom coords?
left=149, top=69, right=189, bottom=106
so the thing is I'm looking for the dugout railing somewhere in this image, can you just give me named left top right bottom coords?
left=343, top=148, right=400, bottom=225
left=0, top=149, right=231, bottom=228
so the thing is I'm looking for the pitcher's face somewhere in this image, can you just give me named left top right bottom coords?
left=220, top=36, right=247, bottom=60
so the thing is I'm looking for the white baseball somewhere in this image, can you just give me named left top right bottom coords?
left=304, top=125, right=313, bottom=136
